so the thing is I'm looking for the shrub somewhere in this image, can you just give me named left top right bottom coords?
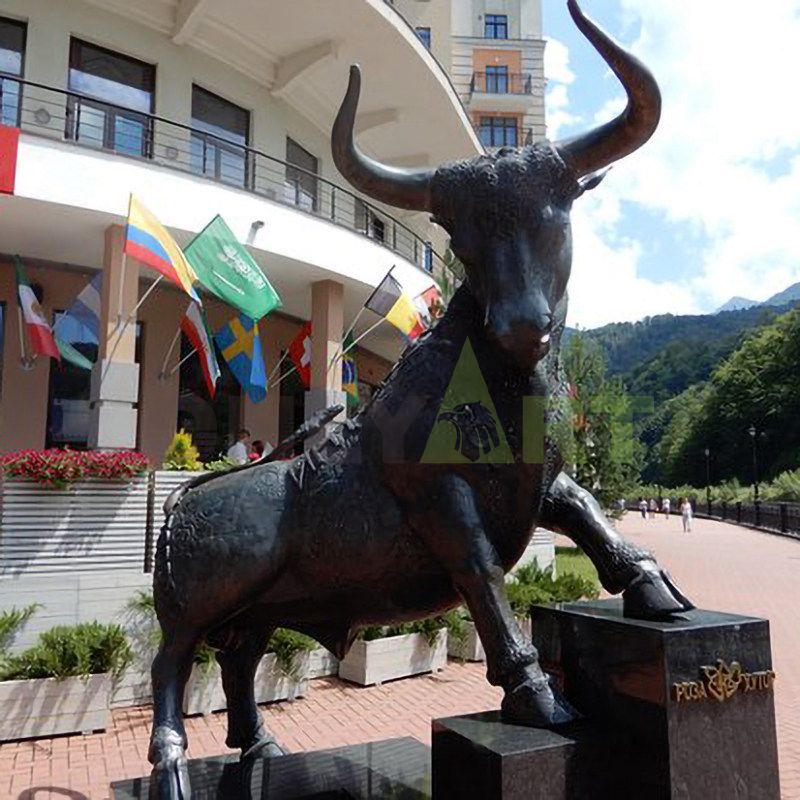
left=1, top=622, right=132, bottom=681
left=268, top=629, right=316, bottom=678
left=506, top=562, right=599, bottom=617
left=0, top=449, right=148, bottom=489
left=0, top=604, right=40, bottom=653
left=203, top=456, right=236, bottom=472
left=162, top=430, right=202, bottom=471
left=359, top=610, right=465, bottom=647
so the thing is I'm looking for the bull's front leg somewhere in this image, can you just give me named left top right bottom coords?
left=541, top=473, right=694, bottom=618
left=410, top=474, right=574, bottom=726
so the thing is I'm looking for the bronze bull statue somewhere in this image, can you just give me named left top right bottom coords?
left=147, top=2, right=693, bottom=796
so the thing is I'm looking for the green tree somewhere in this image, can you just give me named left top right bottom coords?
left=563, top=334, right=641, bottom=507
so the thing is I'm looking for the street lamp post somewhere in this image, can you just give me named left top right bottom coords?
left=748, top=425, right=760, bottom=502
left=704, top=447, right=711, bottom=513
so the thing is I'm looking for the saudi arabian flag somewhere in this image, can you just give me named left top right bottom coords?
left=185, top=215, right=281, bottom=321
left=14, top=256, right=60, bottom=361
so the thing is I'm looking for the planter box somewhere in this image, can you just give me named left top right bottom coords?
left=0, top=673, right=112, bottom=741
left=307, top=647, right=339, bottom=679
left=183, top=653, right=309, bottom=716
left=0, top=477, right=150, bottom=576
left=448, top=621, right=485, bottom=662
left=338, top=630, right=447, bottom=686
left=111, top=666, right=152, bottom=709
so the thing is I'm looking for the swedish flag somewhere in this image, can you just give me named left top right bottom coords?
left=214, top=314, right=267, bottom=403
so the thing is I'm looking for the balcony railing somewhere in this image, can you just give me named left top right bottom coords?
left=5, top=77, right=448, bottom=281
left=473, top=124, right=536, bottom=149
left=470, top=72, right=533, bottom=96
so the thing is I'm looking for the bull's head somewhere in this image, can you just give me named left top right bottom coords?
left=332, top=0, right=660, bottom=370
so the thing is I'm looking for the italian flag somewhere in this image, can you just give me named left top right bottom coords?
left=14, top=256, right=60, bottom=361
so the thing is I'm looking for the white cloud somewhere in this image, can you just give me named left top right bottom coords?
left=554, top=0, right=800, bottom=327
left=544, top=38, right=581, bottom=139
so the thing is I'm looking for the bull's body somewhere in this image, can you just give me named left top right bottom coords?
left=147, top=5, right=694, bottom=797
left=155, top=287, right=560, bottom=653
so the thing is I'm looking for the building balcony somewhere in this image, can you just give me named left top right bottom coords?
left=473, top=123, right=537, bottom=150
left=467, top=72, right=539, bottom=112
left=5, top=77, right=446, bottom=282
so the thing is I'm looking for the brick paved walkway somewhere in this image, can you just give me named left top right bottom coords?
left=0, top=515, right=796, bottom=799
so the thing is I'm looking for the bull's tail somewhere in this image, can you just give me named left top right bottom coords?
left=162, top=404, right=344, bottom=518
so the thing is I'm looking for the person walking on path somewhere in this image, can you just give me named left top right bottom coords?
left=639, top=497, right=648, bottom=520
left=681, top=498, right=693, bottom=532
left=649, top=498, right=658, bottom=520
left=662, top=497, right=671, bottom=519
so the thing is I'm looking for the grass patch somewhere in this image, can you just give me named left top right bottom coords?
left=555, top=547, right=600, bottom=591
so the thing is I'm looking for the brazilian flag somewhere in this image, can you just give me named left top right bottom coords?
left=342, top=332, right=359, bottom=408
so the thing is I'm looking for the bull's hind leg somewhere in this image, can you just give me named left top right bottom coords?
left=215, top=624, right=284, bottom=760
left=148, top=630, right=198, bottom=800
left=541, top=472, right=694, bottom=618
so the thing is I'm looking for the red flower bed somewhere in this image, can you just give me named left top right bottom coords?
left=0, top=449, right=149, bottom=489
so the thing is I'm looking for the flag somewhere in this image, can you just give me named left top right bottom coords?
left=14, top=256, right=59, bottom=360
left=65, top=273, right=102, bottom=342
left=184, top=215, right=281, bottom=321
left=414, top=284, right=444, bottom=329
left=181, top=302, right=221, bottom=399
left=214, top=314, right=267, bottom=403
left=342, top=331, right=358, bottom=408
left=365, top=270, right=425, bottom=341
left=124, top=195, right=200, bottom=303
left=52, top=272, right=103, bottom=371
left=288, top=321, right=312, bottom=389
left=55, top=335, right=93, bottom=370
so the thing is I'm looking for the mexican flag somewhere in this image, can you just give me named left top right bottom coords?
left=14, top=256, right=59, bottom=361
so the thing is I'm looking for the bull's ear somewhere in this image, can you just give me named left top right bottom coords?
left=579, top=167, right=611, bottom=194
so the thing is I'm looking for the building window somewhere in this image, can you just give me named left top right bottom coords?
left=285, top=138, right=319, bottom=212
left=424, top=242, right=433, bottom=273
left=484, top=14, right=508, bottom=39
left=0, top=17, right=25, bottom=127
left=479, top=116, right=518, bottom=148
left=355, top=200, right=385, bottom=243
left=67, top=39, right=155, bottom=158
left=416, top=27, right=431, bottom=50
left=485, top=65, right=508, bottom=94
left=45, top=314, right=141, bottom=449
left=191, top=86, right=250, bottom=188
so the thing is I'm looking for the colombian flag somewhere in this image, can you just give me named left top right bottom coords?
left=365, top=269, right=425, bottom=341
left=124, top=195, right=200, bottom=303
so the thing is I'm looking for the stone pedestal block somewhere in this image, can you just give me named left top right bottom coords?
left=532, top=599, right=780, bottom=799
left=432, top=600, right=780, bottom=799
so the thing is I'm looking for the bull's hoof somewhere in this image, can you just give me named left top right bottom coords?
left=623, top=561, right=695, bottom=620
left=148, top=754, right=190, bottom=800
left=501, top=674, right=577, bottom=727
left=241, top=735, right=286, bottom=761
left=148, top=727, right=190, bottom=800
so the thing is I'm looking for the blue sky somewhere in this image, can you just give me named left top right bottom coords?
left=542, top=0, right=800, bottom=329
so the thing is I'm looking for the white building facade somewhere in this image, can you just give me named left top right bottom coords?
left=0, top=0, right=483, bottom=462
left=394, top=0, right=546, bottom=148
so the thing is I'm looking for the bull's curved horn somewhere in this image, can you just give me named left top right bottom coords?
left=332, top=65, right=434, bottom=211
left=556, top=0, right=661, bottom=177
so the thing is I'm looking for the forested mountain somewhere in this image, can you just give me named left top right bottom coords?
left=580, top=298, right=800, bottom=487
left=585, top=302, right=793, bottom=378
left=715, top=297, right=757, bottom=313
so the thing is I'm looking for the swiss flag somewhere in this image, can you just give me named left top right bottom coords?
left=289, top=321, right=312, bottom=389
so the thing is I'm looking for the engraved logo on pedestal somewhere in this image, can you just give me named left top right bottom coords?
left=673, top=659, right=776, bottom=703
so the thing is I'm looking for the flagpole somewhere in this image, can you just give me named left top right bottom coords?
left=329, top=317, right=385, bottom=370
left=270, top=362, right=299, bottom=391
left=159, top=325, right=183, bottom=379
left=267, top=349, right=290, bottom=382
left=16, top=302, right=32, bottom=369
left=102, top=274, right=164, bottom=382
left=168, top=347, right=197, bottom=378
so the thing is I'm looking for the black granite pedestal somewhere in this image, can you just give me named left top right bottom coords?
left=433, top=600, right=780, bottom=800
left=111, top=737, right=431, bottom=799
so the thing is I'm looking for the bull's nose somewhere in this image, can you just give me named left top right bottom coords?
left=488, top=320, right=552, bottom=368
